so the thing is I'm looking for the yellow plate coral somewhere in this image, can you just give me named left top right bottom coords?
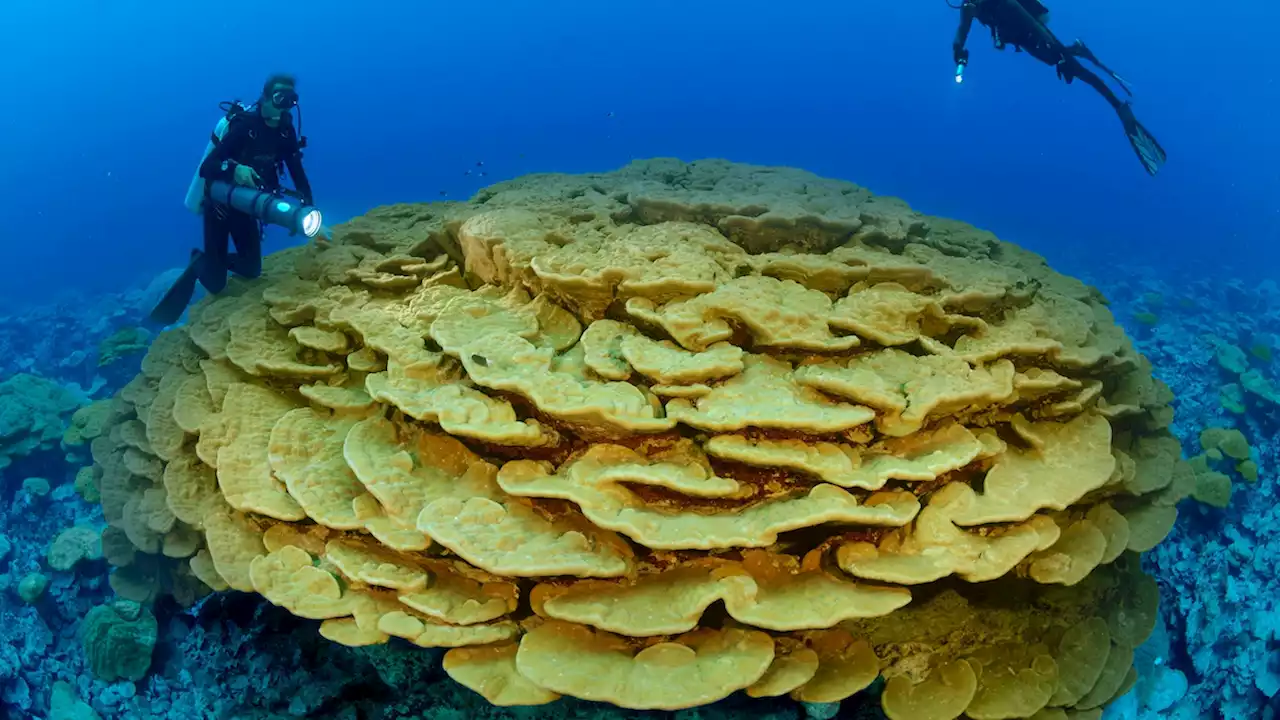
left=87, top=159, right=1189, bottom=718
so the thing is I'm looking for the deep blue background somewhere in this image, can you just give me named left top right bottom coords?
left=0, top=0, right=1273, bottom=303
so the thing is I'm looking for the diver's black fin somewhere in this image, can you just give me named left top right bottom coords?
left=1120, top=105, right=1166, bottom=176
left=148, top=252, right=203, bottom=326
left=1110, top=71, right=1133, bottom=96
left=1071, top=39, right=1133, bottom=95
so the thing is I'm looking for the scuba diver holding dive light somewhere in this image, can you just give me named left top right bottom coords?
left=949, top=0, right=1168, bottom=177
left=149, top=73, right=322, bottom=326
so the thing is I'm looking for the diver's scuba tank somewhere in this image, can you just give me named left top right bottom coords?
left=183, top=115, right=230, bottom=214
left=183, top=101, right=250, bottom=214
left=205, top=180, right=323, bottom=238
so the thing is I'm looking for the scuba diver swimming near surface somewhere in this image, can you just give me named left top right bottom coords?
left=951, top=0, right=1167, bottom=176
left=149, top=72, right=318, bottom=326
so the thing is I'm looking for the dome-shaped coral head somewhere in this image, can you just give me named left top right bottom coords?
left=92, top=158, right=1184, bottom=718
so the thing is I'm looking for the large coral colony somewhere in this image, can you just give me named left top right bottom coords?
left=73, top=159, right=1193, bottom=718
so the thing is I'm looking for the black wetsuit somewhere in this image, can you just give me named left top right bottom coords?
left=952, top=0, right=1167, bottom=175
left=149, top=103, right=314, bottom=325
left=955, top=0, right=1120, bottom=106
left=196, top=104, right=313, bottom=293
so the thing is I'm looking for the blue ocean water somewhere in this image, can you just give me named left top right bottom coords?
left=1, top=0, right=1275, bottom=301
left=0, top=0, right=1276, bottom=718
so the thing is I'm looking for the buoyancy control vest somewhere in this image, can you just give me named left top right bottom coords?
left=182, top=101, right=308, bottom=214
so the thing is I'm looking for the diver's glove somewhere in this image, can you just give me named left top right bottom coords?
left=233, top=164, right=262, bottom=188
left=953, top=47, right=970, bottom=67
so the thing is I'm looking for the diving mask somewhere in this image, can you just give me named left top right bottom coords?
left=271, top=88, right=299, bottom=110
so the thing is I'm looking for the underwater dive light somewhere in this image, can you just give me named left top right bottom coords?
left=207, top=180, right=323, bottom=238
left=955, top=63, right=966, bottom=83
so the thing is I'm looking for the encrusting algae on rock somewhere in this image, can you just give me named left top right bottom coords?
left=85, top=158, right=1191, bottom=718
